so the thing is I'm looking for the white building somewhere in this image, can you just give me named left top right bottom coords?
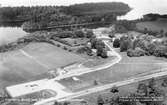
left=6, top=79, right=71, bottom=99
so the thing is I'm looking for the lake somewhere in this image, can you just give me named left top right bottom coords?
left=118, top=1, right=167, bottom=20
left=0, top=4, right=165, bottom=46
left=0, top=27, right=27, bottom=45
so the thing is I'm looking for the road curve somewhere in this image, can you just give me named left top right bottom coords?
left=51, top=29, right=122, bottom=80
left=34, top=28, right=167, bottom=105
left=34, top=28, right=122, bottom=105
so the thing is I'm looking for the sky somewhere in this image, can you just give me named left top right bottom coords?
left=0, top=0, right=167, bottom=20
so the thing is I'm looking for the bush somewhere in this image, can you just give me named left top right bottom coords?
left=95, top=40, right=105, bottom=49
left=132, top=39, right=140, bottom=49
left=95, top=40, right=108, bottom=58
left=148, top=78, right=156, bottom=89
left=113, top=38, right=120, bottom=48
left=165, top=32, right=167, bottom=37
left=162, top=39, right=167, bottom=46
left=57, top=44, right=61, bottom=47
left=77, top=47, right=85, bottom=54
left=74, top=30, right=85, bottom=38
left=90, top=38, right=98, bottom=49
left=68, top=49, right=72, bottom=52
left=97, top=95, right=104, bottom=105
left=153, top=45, right=167, bottom=57
left=100, top=49, right=108, bottom=58
left=74, top=40, right=77, bottom=44
left=94, top=80, right=98, bottom=85
left=127, top=47, right=145, bottom=57
left=96, top=48, right=108, bottom=58
left=63, top=46, right=68, bottom=50
left=110, top=86, right=119, bottom=93
left=162, top=78, right=167, bottom=87
left=63, top=101, right=70, bottom=105
left=159, top=29, right=164, bottom=37
left=85, top=30, right=94, bottom=38
left=120, top=38, right=132, bottom=52
left=143, top=28, right=148, bottom=34
left=90, top=38, right=105, bottom=50
left=146, top=43, right=156, bottom=55
left=77, top=46, right=92, bottom=55
left=136, top=39, right=150, bottom=51
left=86, top=48, right=93, bottom=56
left=137, top=83, right=147, bottom=95
left=109, top=34, right=115, bottom=38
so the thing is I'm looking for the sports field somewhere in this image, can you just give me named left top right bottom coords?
left=0, top=42, right=86, bottom=90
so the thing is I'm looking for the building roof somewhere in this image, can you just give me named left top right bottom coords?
left=6, top=78, right=71, bottom=98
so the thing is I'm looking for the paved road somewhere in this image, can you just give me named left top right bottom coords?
left=34, top=28, right=167, bottom=105
left=34, top=28, right=122, bottom=105
left=34, top=67, right=167, bottom=105
left=51, top=35, right=122, bottom=80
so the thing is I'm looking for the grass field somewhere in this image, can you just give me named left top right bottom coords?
left=0, top=42, right=86, bottom=90
left=59, top=48, right=167, bottom=92
left=137, top=21, right=167, bottom=32
left=77, top=75, right=167, bottom=105
left=76, top=83, right=138, bottom=105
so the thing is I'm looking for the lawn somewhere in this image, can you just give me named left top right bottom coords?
left=136, top=21, right=167, bottom=33
left=76, top=75, right=167, bottom=105
left=59, top=48, right=167, bottom=92
left=21, top=42, right=86, bottom=69
left=0, top=42, right=86, bottom=91
left=77, top=83, right=138, bottom=105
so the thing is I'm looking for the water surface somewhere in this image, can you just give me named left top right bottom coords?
left=0, top=27, right=27, bottom=45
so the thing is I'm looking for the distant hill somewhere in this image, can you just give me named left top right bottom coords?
left=62, top=2, right=131, bottom=16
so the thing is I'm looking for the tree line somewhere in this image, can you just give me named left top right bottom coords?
left=143, top=13, right=167, bottom=21
left=113, top=34, right=167, bottom=58
left=62, top=2, right=131, bottom=16
left=0, top=2, right=131, bottom=31
left=97, top=78, right=166, bottom=105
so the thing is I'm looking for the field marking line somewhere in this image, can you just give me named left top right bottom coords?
left=19, top=49, right=50, bottom=69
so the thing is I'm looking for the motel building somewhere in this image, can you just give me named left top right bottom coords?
left=5, top=78, right=72, bottom=105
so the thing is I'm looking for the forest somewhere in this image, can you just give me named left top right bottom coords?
left=143, top=13, right=167, bottom=21
left=62, top=2, right=131, bottom=16
left=0, top=2, right=131, bottom=31
left=0, top=6, right=60, bottom=22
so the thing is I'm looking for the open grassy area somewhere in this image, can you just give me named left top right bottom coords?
left=21, top=42, right=86, bottom=68
left=75, top=75, right=167, bottom=105
left=0, top=42, right=86, bottom=91
left=137, top=21, right=167, bottom=32
left=76, top=83, right=138, bottom=105
left=59, top=48, right=167, bottom=92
